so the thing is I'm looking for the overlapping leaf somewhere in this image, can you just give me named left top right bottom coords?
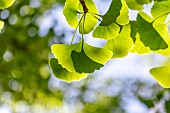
left=137, top=13, right=168, bottom=50
left=93, top=0, right=129, bottom=40
left=50, top=58, right=87, bottom=83
left=63, top=0, right=98, bottom=34
left=104, top=24, right=133, bottom=58
left=51, top=40, right=112, bottom=80
left=0, top=20, right=4, bottom=33
left=136, top=0, right=152, bottom=5
left=0, top=0, right=15, bottom=9
left=151, top=1, right=170, bottom=19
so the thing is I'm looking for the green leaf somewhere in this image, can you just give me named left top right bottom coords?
left=50, top=58, right=87, bottom=83
left=0, top=0, right=15, bottom=9
left=150, top=65, right=170, bottom=88
left=116, top=0, right=129, bottom=25
left=105, top=24, right=133, bottom=58
left=71, top=49, right=103, bottom=73
left=93, top=0, right=124, bottom=40
left=63, top=0, right=98, bottom=34
left=79, top=0, right=99, bottom=34
left=51, top=40, right=112, bottom=74
left=71, top=42, right=112, bottom=73
left=63, top=0, right=79, bottom=28
left=93, top=23, right=120, bottom=40
left=151, top=1, right=170, bottom=19
left=126, top=0, right=143, bottom=10
left=100, top=0, right=122, bottom=26
left=137, top=14, right=168, bottom=50
left=0, top=20, right=4, bottom=33
left=51, top=42, right=82, bottom=72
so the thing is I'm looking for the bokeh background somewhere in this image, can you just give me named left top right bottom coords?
left=0, top=0, right=170, bottom=113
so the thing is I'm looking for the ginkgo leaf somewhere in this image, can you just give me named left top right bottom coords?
left=151, top=1, right=170, bottom=19
left=100, top=0, right=122, bottom=26
left=93, top=23, right=120, bottom=40
left=131, top=34, right=151, bottom=54
left=153, top=14, right=170, bottom=56
left=150, top=65, right=170, bottom=88
left=51, top=42, right=82, bottom=72
left=0, top=20, right=4, bottom=33
left=51, top=40, right=112, bottom=74
left=50, top=58, right=87, bottom=83
left=0, top=0, right=15, bottom=9
left=126, top=0, right=143, bottom=10
left=137, top=14, right=168, bottom=50
left=71, top=49, right=103, bottom=73
left=116, top=0, right=129, bottom=25
left=79, top=0, right=98, bottom=34
left=63, top=0, right=79, bottom=28
left=93, top=0, right=122, bottom=40
left=105, top=24, right=133, bottom=58
left=71, top=41, right=112, bottom=73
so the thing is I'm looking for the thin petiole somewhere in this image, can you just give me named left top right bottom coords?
left=77, top=11, right=84, bottom=14
left=71, top=14, right=85, bottom=45
left=90, top=13, right=102, bottom=22
left=88, top=12, right=103, bottom=17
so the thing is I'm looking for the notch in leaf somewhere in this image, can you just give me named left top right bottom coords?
left=93, top=0, right=129, bottom=40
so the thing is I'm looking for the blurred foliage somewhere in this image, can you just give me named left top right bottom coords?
left=0, top=0, right=170, bottom=113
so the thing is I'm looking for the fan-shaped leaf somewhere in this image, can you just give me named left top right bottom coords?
left=71, top=41, right=112, bottom=73
left=151, top=1, right=170, bottom=19
left=105, top=24, right=133, bottom=58
left=50, top=58, right=87, bottom=83
left=0, top=0, right=15, bottom=9
left=150, top=65, right=170, bottom=88
left=137, top=14, right=168, bottom=50
left=71, top=49, right=103, bottom=73
left=136, top=0, right=152, bottom=5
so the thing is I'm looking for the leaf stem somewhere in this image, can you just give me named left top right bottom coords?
left=89, top=13, right=102, bottom=22
left=71, top=14, right=85, bottom=45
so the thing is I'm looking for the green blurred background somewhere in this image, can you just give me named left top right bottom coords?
left=0, top=0, right=170, bottom=113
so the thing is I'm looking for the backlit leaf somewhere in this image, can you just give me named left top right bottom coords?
left=137, top=14, right=168, bottom=50
left=136, top=0, right=152, bottom=5
left=150, top=65, right=170, bottom=88
left=151, top=1, right=170, bottom=19
left=50, top=58, right=87, bottom=83
left=93, top=23, right=120, bottom=40
left=105, top=24, right=133, bottom=58
left=71, top=41, right=112, bottom=73
left=63, top=0, right=79, bottom=28
left=0, top=0, right=15, bottom=9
